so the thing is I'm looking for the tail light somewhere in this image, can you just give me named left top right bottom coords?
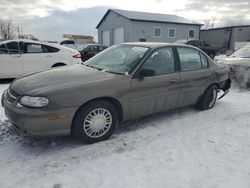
left=73, top=53, right=81, bottom=58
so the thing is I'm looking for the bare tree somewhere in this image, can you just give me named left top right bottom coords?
left=0, top=19, right=16, bottom=40
left=220, top=17, right=250, bottom=27
left=202, top=18, right=216, bottom=29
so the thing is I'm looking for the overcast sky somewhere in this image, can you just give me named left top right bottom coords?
left=1, top=0, right=250, bottom=40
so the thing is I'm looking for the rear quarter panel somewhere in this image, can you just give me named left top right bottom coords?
left=212, top=62, right=230, bottom=83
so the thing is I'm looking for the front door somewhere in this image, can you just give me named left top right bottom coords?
left=130, top=47, right=180, bottom=119
left=0, top=41, right=23, bottom=78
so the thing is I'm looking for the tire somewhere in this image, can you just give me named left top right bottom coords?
left=197, top=85, right=218, bottom=110
left=72, top=100, right=118, bottom=144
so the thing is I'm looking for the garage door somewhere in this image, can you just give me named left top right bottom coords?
left=102, top=30, right=110, bottom=46
left=114, top=28, right=124, bottom=45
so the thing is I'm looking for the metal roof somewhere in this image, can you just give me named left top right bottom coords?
left=96, top=9, right=202, bottom=28
left=201, top=24, right=250, bottom=31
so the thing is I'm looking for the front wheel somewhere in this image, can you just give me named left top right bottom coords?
left=72, top=100, right=118, bottom=144
left=197, top=85, right=218, bottom=110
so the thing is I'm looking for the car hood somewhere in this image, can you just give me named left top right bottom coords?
left=11, top=64, right=115, bottom=95
left=222, top=57, right=250, bottom=67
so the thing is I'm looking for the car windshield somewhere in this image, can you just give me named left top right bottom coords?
left=230, top=46, right=250, bottom=58
left=84, top=45, right=150, bottom=74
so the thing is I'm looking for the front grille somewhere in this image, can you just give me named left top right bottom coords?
left=6, top=87, right=19, bottom=104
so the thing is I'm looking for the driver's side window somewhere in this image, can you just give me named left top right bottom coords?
left=0, top=42, right=20, bottom=54
left=0, top=44, right=8, bottom=54
left=142, top=47, right=175, bottom=75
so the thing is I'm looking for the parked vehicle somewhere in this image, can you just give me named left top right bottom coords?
left=73, top=44, right=108, bottom=62
left=2, top=43, right=231, bottom=143
left=60, top=39, right=76, bottom=45
left=175, top=39, right=219, bottom=59
left=218, top=45, right=250, bottom=88
left=0, top=39, right=82, bottom=79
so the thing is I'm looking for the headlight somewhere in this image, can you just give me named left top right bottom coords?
left=20, top=96, right=49, bottom=108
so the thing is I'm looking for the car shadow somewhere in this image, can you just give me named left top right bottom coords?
left=0, top=106, right=197, bottom=156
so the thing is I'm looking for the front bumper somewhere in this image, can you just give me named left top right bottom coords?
left=2, top=93, right=76, bottom=136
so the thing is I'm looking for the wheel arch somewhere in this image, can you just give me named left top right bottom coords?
left=197, top=83, right=219, bottom=104
left=71, top=96, right=124, bottom=132
left=51, top=62, right=66, bottom=67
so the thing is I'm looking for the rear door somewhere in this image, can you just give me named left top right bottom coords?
left=22, top=43, right=59, bottom=74
left=0, top=41, right=23, bottom=78
left=130, top=47, right=180, bottom=119
left=176, top=47, right=212, bottom=107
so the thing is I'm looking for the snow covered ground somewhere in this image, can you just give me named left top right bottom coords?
left=0, top=81, right=250, bottom=188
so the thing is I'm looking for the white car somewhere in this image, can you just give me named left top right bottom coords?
left=0, top=39, right=82, bottom=79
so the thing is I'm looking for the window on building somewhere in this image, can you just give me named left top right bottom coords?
left=168, top=28, right=176, bottom=38
left=154, top=27, right=162, bottom=37
left=139, top=38, right=146, bottom=42
left=188, top=29, right=195, bottom=38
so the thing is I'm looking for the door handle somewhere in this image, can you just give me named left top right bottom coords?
left=46, top=55, right=52, bottom=58
left=170, top=79, right=178, bottom=83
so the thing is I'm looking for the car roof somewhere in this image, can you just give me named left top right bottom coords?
left=0, top=39, right=79, bottom=52
left=121, top=42, right=193, bottom=49
left=0, top=39, right=50, bottom=45
left=86, top=44, right=107, bottom=46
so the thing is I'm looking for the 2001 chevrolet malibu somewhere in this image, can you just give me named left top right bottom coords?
left=1, top=43, right=231, bottom=143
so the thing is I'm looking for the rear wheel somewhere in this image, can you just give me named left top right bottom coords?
left=72, top=100, right=118, bottom=144
left=197, top=85, right=218, bottom=110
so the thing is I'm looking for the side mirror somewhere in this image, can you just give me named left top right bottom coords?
left=140, top=68, right=155, bottom=77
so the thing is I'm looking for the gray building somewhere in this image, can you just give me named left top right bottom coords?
left=200, top=25, right=250, bottom=50
left=96, top=9, right=202, bottom=46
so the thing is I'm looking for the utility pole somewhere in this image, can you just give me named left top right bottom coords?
left=17, top=26, right=20, bottom=39
left=21, top=27, right=23, bottom=37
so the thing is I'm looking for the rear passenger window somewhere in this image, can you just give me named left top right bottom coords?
left=177, top=47, right=202, bottom=71
left=200, top=52, right=208, bottom=68
left=26, top=43, right=43, bottom=53
left=142, top=47, right=175, bottom=75
left=43, top=45, right=59, bottom=53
